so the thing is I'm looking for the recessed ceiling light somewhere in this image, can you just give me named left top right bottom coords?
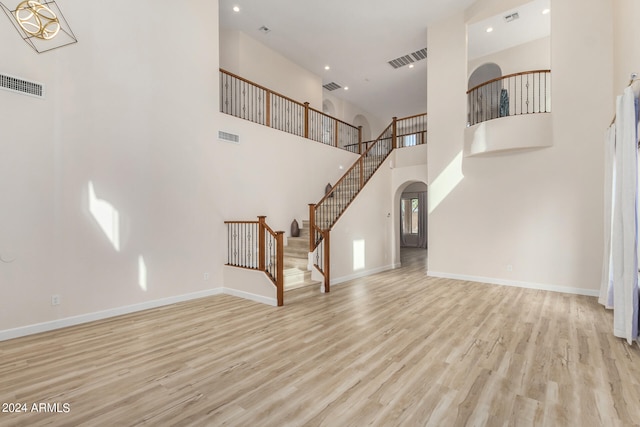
left=409, top=64, right=414, bottom=69
left=486, top=27, right=493, bottom=33
left=324, top=65, right=330, bottom=71
left=233, top=6, right=240, bottom=12
left=542, top=8, right=550, bottom=14
left=344, top=87, right=349, bottom=91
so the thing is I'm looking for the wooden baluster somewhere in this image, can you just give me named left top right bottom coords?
left=392, top=116, right=398, bottom=149
left=334, top=121, right=339, bottom=147
left=258, top=216, right=266, bottom=271
left=304, top=102, right=309, bottom=139
left=275, top=231, right=284, bottom=306
left=308, top=204, right=316, bottom=252
left=266, top=91, right=271, bottom=127
left=323, top=230, right=330, bottom=293
left=358, top=126, right=363, bottom=154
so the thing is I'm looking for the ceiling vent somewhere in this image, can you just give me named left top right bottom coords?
left=388, top=47, right=427, bottom=69
left=504, top=12, right=519, bottom=22
left=258, top=25, right=271, bottom=34
left=411, top=48, right=428, bottom=61
left=0, top=73, right=44, bottom=99
left=323, top=82, right=341, bottom=91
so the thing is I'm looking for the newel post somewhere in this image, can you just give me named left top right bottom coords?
left=323, top=230, right=330, bottom=293
left=275, top=231, right=284, bottom=306
left=392, top=116, right=398, bottom=149
left=258, top=216, right=266, bottom=271
left=265, top=92, right=271, bottom=127
left=358, top=125, right=363, bottom=154
left=304, top=102, right=310, bottom=139
left=308, top=204, right=316, bottom=252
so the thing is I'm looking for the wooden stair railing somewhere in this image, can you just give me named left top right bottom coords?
left=220, top=69, right=363, bottom=151
left=309, top=113, right=427, bottom=290
left=224, top=216, right=284, bottom=306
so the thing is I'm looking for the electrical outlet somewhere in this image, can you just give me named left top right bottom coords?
left=51, top=294, right=60, bottom=306
left=203, top=272, right=210, bottom=280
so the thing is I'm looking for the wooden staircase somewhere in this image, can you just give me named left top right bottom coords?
left=284, top=220, right=320, bottom=290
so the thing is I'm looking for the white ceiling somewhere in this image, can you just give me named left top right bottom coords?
left=467, top=0, right=550, bottom=61
left=218, top=0, right=476, bottom=121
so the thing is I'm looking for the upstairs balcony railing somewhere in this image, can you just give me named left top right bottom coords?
left=220, top=69, right=361, bottom=151
left=467, top=69, right=551, bottom=126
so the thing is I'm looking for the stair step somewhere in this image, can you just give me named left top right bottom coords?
left=284, top=267, right=320, bottom=290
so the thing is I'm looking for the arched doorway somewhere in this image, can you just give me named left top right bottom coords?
left=468, top=63, right=503, bottom=125
left=392, top=180, right=428, bottom=267
left=352, top=114, right=372, bottom=142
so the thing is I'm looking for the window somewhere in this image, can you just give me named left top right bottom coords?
left=401, top=197, right=419, bottom=234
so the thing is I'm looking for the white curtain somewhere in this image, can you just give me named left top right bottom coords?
left=417, top=192, right=428, bottom=249
left=600, top=84, right=639, bottom=345
left=599, top=125, right=615, bottom=308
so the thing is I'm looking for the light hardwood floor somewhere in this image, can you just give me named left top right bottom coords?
left=1, top=248, right=639, bottom=426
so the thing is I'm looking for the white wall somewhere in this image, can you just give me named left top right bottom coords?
left=329, top=145, right=429, bottom=283
left=322, top=92, right=388, bottom=139
left=219, top=28, right=323, bottom=110
left=613, top=0, right=640, bottom=95
left=0, top=0, right=359, bottom=338
left=215, top=114, right=359, bottom=234
left=427, top=0, right=614, bottom=295
left=468, top=36, right=550, bottom=77
left=329, top=158, right=394, bottom=283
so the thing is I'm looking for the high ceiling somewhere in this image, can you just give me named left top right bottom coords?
left=218, top=0, right=476, bottom=121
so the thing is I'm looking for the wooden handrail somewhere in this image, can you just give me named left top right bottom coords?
left=220, top=68, right=306, bottom=109
left=308, top=105, right=357, bottom=129
left=314, top=122, right=393, bottom=209
left=224, top=216, right=284, bottom=306
left=220, top=68, right=360, bottom=151
left=466, top=69, right=551, bottom=94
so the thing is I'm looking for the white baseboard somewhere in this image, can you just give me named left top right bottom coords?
left=427, top=271, right=599, bottom=297
left=0, top=288, right=224, bottom=342
left=223, top=287, right=278, bottom=306
left=331, top=264, right=396, bottom=286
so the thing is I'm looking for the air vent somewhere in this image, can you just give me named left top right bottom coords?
left=258, top=25, right=271, bottom=34
left=388, top=47, right=427, bottom=69
left=504, top=12, right=519, bottom=22
left=323, top=82, right=341, bottom=91
left=218, top=131, right=240, bottom=143
left=388, top=55, right=414, bottom=69
left=0, top=73, right=44, bottom=98
left=411, top=48, right=428, bottom=61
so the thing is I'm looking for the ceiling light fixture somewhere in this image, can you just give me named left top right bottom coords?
left=486, top=27, right=493, bottom=33
left=0, top=0, right=77, bottom=53
left=409, top=64, right=414, bottom=69
left=324, top=65, right=330, bottom=70
left=233, top=5, right=240, bottom=12
left=344, top=87, right=349, bottom=91
left=542, top=8, right=550, bottom=14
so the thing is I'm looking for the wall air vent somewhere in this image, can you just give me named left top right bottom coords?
left=504, top=12, right=519, bottom=22
left=218, top=131, right=240, bottom=143
left=388, top=47, right=427, bottom=69
left=0, top=73, right=44, bottom=99
left=323, top=82, right=341, bottom=91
